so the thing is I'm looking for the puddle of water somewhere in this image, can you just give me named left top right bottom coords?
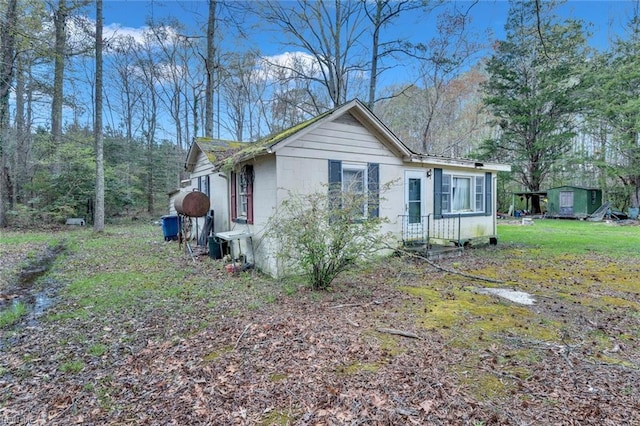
left=475, top=287, right=536, bottom=305
left=34, top=290, right=55, bottom=316
left=1, top=244, right=65, bottom=326
left=2, top=284, right=58, bottom=331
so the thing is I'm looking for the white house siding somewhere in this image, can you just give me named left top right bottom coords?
left=257, top=118, right=407, bottom=275
left=228, top=156, right=277, bottom=273
left=213, top=108, right=504, bottom=276
left=427, top=164, right=497, bottom=241
left=209, top=175, right=228, bottom=234
left=184, top=150, right=222, bottom=243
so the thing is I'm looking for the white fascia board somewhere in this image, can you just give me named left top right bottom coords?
left=409, top=156, right=511, bottom=172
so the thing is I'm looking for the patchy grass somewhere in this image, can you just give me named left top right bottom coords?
left=259, top=408, right=295, bottom=426
left=59, top=360, right=84, bottom=374
left=88, top=343, right=108, bottom=357
left=0, top=302, right=28, bottom=328
left=0, top=231, right=66, bottom=291
left=403, top=285, right=560, bottom=340
left=1, top=221, right=639, bottom=424
left=393, top=219, right=640, bottom=414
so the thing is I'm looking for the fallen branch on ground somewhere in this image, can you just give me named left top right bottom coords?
left=376, top=327, right=420, bottom=339
left=394, top=246, right=510, bottom=285
left=329, top=300, right=383, bottom=309
left=345, top=315, right=360, bottom=327
left=234, top=323, right=252, bottom=349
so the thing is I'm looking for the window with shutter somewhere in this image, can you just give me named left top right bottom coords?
left=436, top=168, right=491, bottom=216
left=327, top=160, right=379, bottom=219
left=231, top=165, right=254, bottom=224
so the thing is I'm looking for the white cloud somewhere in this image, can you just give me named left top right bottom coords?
left=104, top=23, right=148, bottom=46
left=257, top=51, right=323, bottom=81
left=66, top=14, right=181, bottom=55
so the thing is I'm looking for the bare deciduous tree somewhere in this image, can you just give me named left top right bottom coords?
left=94, top=0, right=104, bottom=232
left=50, top=0, right=67, bottom=150
left=0, top=0, right=18, bottom=226
left=204, top=0, right=217, bottom=138
left=363, top=0, right=435, bottom=109
left=258, top=0, right=366, bottom=110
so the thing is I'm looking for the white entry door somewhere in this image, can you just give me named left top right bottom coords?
left=404, top=170, right=426, bottom=242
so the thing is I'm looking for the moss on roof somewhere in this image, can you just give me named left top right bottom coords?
left=193, top=137, right=245, bottom=164
left=219, top=109, right=333, bottom=171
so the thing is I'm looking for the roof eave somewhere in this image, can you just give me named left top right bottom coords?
left=410, top=156, right=511, bottom=172
left=184, top=141, right=201, bottom=172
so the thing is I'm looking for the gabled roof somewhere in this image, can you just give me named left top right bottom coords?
left=266, top=99, right=414, bottom=157
left=185, top=99, right=511, bottom=174
left=222, top=99, right=414, bottom=169
left=184, top=137, right=244, bottom=172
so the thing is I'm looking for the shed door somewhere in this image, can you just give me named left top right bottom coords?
left=559, top=191, right=574, bottom=216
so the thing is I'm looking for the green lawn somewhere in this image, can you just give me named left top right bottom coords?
left=498, top=218, right=640, bottom=257
left=1, top=221, right=639, bottom=424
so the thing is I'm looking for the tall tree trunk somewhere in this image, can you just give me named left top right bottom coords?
left=205, top=0, right=216, bottom=138
left=94, top=0, right=105, bottom=232
left=0, top=0, right=18, bottom=227
left=332, top=0, right=342, bottom=106
left=367, top=1, right=382, bottom=110
left=14, top=52, right=25, bottom=207
left=146, top=90, right=157, bottom=215
left=51, top=0, right=67, bottom=150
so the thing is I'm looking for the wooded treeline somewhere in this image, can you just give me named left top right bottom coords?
left=0, top=0, right=639, bottom=226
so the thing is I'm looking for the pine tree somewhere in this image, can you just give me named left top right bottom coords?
left=481, top=0, right=588, bottom=213
left=588, top=10, right=640, bottom=209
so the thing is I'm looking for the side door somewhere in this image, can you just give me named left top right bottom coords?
left=404, top=170, right=426, bottom=242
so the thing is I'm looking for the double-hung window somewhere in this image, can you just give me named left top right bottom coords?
left=342, top=164, right=367, bottom=218
left=238, top=171, right=250, bottom=217
left=230, top=165, right=254, bottom=224
left=446, top=175, right=482, bottom=213
left=435, top=168, right=492, bottom=217
left=198, top=175, right=210, bottom=198
left=328, top=160, right=379, bottom=219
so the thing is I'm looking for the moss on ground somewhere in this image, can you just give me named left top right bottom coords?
left=400, top=285, right=560, bottom=342
left=395, top=239, right=640, bottom=402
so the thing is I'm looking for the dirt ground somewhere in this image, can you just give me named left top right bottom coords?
left=1, top=229, right=639, bottom=425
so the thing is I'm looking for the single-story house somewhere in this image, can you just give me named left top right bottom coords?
left=184, top=99, right=510, bottom=277
left=546, top=186, right=602, bottom=219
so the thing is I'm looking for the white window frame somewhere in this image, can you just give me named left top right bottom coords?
left=443, top=173, right=484, bottom=214
left=199, top=175, right=210, bottom=198
left=237, top=169, right=250, bottom=218
left=342, top=163, right=368, bottom=218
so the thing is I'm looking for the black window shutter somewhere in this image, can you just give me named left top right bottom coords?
left=485, top=172, right=492, bottom=216
left=328, top=160, right=342, bottom=210
left=433, top=168, right=443, bottom=219
left=367, top=163, right=379, bottom=218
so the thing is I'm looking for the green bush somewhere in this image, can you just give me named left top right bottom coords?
left=266, top=189, right=391, bottom=290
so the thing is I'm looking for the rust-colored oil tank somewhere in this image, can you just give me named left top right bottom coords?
left=174, top=191, right=210, bottom=217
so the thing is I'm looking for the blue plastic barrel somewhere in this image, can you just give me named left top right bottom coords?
left=161, top=215, right=179, bottom=241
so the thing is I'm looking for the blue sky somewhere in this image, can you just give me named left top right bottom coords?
left=100, top=0, right=637, bottom=54
left=88, top=1, right=637, bottom=142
